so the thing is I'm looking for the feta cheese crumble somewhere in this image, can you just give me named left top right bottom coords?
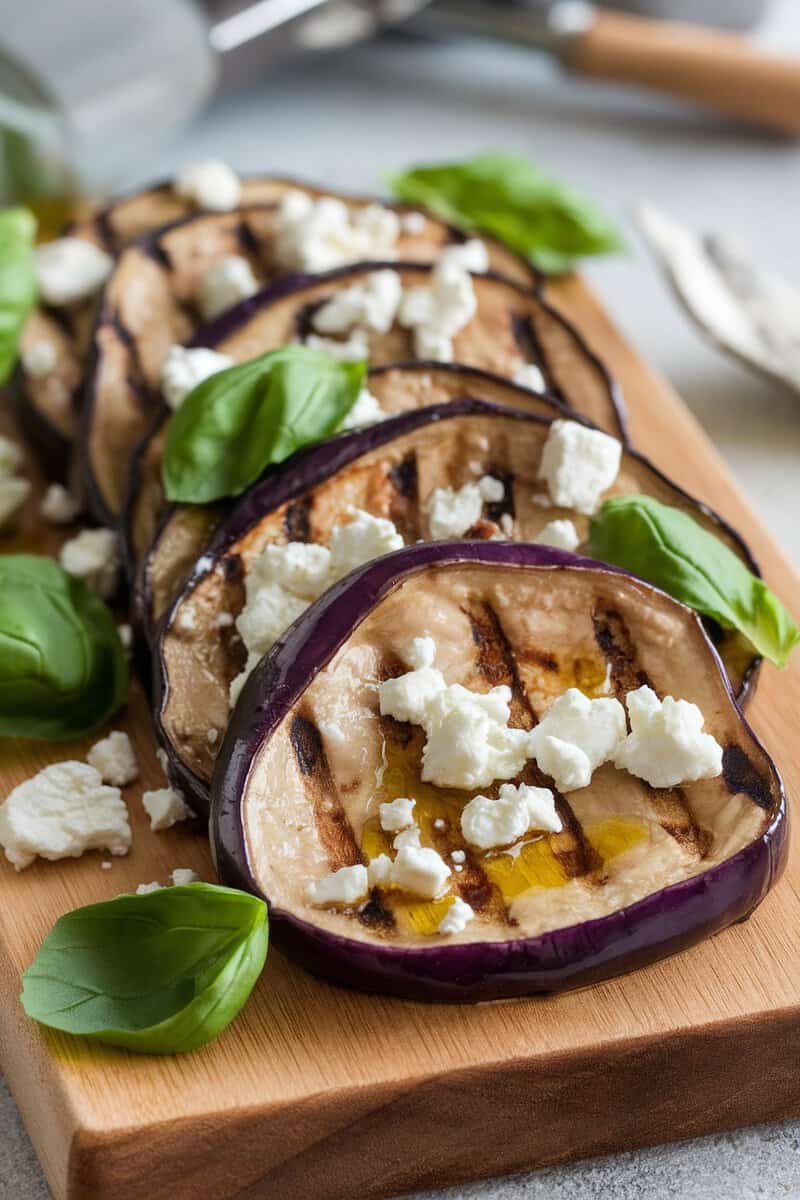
left=40, top=483, right=81, bottom=525
left=0, top=477, right=30, bottom=531
left=59, top=528, right=120, bottom=599
left=198, top=255, right=259, bottom=319
left=21, top=340, right=57, bottom=378
left=34, top=238, right=113, bottom=306
left=379, top=796, right=416, bottom=832
left=304, top=330, right=368, bottom=360
left=398, top=254, right=478, bottom=362
left=307, top=863, right=369, bottom=907
left=312, top=270, right=402, bottom=336
left=537, top=420, right=622, bottom=516
left=87, top=731, right=139, bottom=787
left=613, top=686, right=723, bottom=788
left=142, top=787, right=192, bottom=832
left=426, top=475, right=504, bottom=539
left=529, top=688, right=626, bottom=792
left=390, top=844, right=451, bottom=898
left=171, top=868, right=200, bottom=886
left=535, top=518, right=580, bottom=552
left=160, top=345, right=234, bottom=410
left=437, top=895, right=475, bottom=935
left=0, top=762, right=131, bottom=870
left=513, top=362, right=547, bottom=393
left=174, top=160, right=241, bottom=211
left=340, top=387, right=386, bottom=430
left=275, top=191, right=400, bottom=273
left=461, top=782, right=560, bottom=851
left=328, top=508, right=404, bottom=580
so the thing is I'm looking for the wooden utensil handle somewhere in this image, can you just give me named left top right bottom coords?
left=566, top=10, right=800, bottom=136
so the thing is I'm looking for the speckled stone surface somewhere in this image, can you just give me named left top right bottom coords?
left=3, top=2, right=800, bottom=1196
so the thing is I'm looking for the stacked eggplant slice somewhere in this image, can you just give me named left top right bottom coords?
left=25, top=168, right=787, bottom=1002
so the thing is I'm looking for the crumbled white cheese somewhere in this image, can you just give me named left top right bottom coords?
left=207, top=727, right=219, bottom=745
left=136, top=882, right=162, bottom=895
left=437, top=895, right=475, bottom=935
left=34, top=238, right=113, bottom=306
left=426, top=474, right=502, bottom=540
left=216, top=611, right=234, bottom=628
left=312, top=270, right=402, bottom=336
left=407, top=636, right=436, bottom=670
left=174, top=160, right=241, bottom=211
left=461, top=782, right=560, bottom=851
left=378, top=661, right=446, bottom=727
left=118, top=624, right=133, bottom=656
left=0, top=762, right=130, bottom=870
left=478, top=475, right=504, bottom=503
left=87, top=731, right=138, bottom=787
left=142, top=787, right=192, bottom=832
left=198, top=255, right=259, bottom=319
left=529, top=688, right=626, bottom=792
left=21, top=340, right=57, bottom=378
left=0, top=436, right=22, bottom=477
left=340, top=387, right=386, bottom=430
left=0, top=477, right=30, bottom=530
left=398, top=256, right=477, bottom=362
left=156, top=747, right=170, bottom=778
left=160, top=344, right=234, bottom=411
left=379, top=796, right=415, bottom=832
left=393, top=825, right=422, bottom=851
left=171, top=867, right=200, bottom=886
left=451, top=849, right=466, bottom=863
left=367, top=853, right=393, bottom=887
left=328, top=508, right=404, bottom=580
left=304, top=330, right=369, bottom=361
left=535, top=518, right=580, bottom=552
left=537, top=420, right=622, bottom=516
left=613, top=685, right=723, bottom=788
left=101, top=860, right=112, bottom=870
left=499, top=513, right=514, bottom=537
left=390, top=844, right=451, bottom=899
left=306, top=863, right=369, bottom=907
left=400, top=211, right=427, bottom=235
left=439, top=239, right=490, bottom=274
left=40, top=483, right=81, bottom=525
left=59, top=528, right=120, bottom=599
left=433, top=817, right=447, bottom=831
left=513, top=362, right=547, bottom=393
left=275, top=191, right=400, bottom=273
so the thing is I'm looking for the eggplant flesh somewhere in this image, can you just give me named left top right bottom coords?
left=130, top=364, right=570, bottom=637
left=211, top=543, right=785, bottom=1002
left=81, top=203, right=535, bottom=525
left=156, top=404, right=760, bottom=816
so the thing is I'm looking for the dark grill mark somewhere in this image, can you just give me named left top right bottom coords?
left=93, top=210, right=116, bottom=253
left=358, top=891, right=396, bottom=931
left=593, top=607, right=650, bottom=698
left=222, top=553, right=245, bottom=585
left=145, top=238, right=172, bottom=270
left=111, top=314, right=136, bottom=349
left=484, top=468, right=515, bottom=525
left=284, top=497, right=312, bottom=542
left=515, top=647, right=559, bottom=673
left=290, top=714, right=323, bottom=775
left=388, top=452, right=418, bottom=501
left=236, top=219, right=261, bottom=256
left=290, top=711, right=362, bottom=866
left=723, top=744, right=774, bottom=811
left=510, top=312, right=555, bottom=399
left=296, top=300, right=325, bottom=341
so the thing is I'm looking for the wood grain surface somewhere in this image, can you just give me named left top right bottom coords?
left=0, top=275, right=798, bottom=1200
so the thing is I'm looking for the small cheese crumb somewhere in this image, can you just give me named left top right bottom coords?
left=437, top=896, right=475, bottom=935
left=340, top=387, right=386, bottom=430
left=142, top=787, right=192, bottom=832
left=207, top=727, right=219, bottom=745
left=174, top=160, right=241, bottom=211
left=0, top=436, right=22, bottom=477
left=118, top=624, right=133, bottom=656
left=391, top=844, right=451, bottom=899
left=59, top=528, right=120, bottom=599
left=433, top=817, right=447, bottom=831
left=304, top=330, right=369, bottom=361
left=427, top=481, right=482, bottom=539
left=34, top=238, right=113, bottom=306
left=312, top=270, right=402, bottom=336
left=21, top=340, right=57, bottom=378
left=306, top=863, right=369, bottom=907
left=613, top=685, right=723, bottom=788
left=0, top=477, right=30, bottom=530
left=478, top=475, right=504, bottom=503
left=87, top=731, right=138, bottom=787
left=499, top=513, right=514, bottom=537
left=461, top=782, right=561, bottom=851
left=40, top=483, right=81, bottom=525
left=328, top=508, right=404, bottom=580
left=101, top=860, right=112, bottom=870
left=400, top=211, right=426, bottom=235
left=514, top=362, right=547, bottom=393
left=368, top=853, right=393, bottom=887
left=136, top=881, right=162, bottom=895
left=275, top=191, right=400, bottom=273
left=379, top=796, right=415, bottom=832
left=198, top=255, right=259, bottom=319
left=398, top=255, right=478, bottom=362
left=451, top=849, right=466, bottom=863
left=538, top=420, right=622, bottom=516
left=529, top=688, right=626, bottom=792
left=406, top=636, right=436, bottom=670
left=160, top=344, right=234, bottom=411
left=171, top=868, right=200, bottom=886
left=438, top=239, right=490, bottom=273
left=0, top=762, right=130, bottom=870
left=535, top=518, right=580, bottom=552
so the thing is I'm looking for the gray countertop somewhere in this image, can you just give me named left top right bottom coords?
left=3, top=1, right=800, bottom=1196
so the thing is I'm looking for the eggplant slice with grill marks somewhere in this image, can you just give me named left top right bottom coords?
left=129, top=364, right=570, bottom=638
left=211, top=541, right=786, bottom=1002
left=79, top=202, right=536, bottom=525
left=155, top=403, right=761, bottom=818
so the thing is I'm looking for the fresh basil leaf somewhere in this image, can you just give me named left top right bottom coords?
left=588, top=495, right=800, bottom=668
left=21, top=884, right=268, bottom=1054
left=0, top=554, right=128, bottom=739
left=388, top=151, right=623, bottom=274
left=0, top=207, right=37, bottom=383
left=163, top=346, right=366, bottom=504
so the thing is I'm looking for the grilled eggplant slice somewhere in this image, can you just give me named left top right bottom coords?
left=211, top=541, right=786, bottom=1002
left=129, top=364, right=570, bottom=636
left=155, top=403, right=760, bottom=816
left=80, top=206, right=535, bottom=525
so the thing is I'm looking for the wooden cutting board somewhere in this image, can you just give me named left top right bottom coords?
left=1, top=274, right=798, bottom=1200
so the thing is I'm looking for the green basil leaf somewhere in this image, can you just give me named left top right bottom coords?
left=0, top=207, right=37, bottom=383
left=388, top=152, right=623, bottom=274
left=0, top=554, right=128, bottom=739
left=588, top=495, right=800, bottom=669
left=163, top=345, right=366, bottom=504
left=21, top=884, right=268, bottom=1054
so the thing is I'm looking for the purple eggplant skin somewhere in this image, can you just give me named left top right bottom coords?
left=188, top=262, right=628, bottom=443
left=210, top=541, right=786, bottom=1003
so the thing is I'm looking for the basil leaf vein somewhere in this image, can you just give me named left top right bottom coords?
left=0, top=207, right=37, bottom=383
left=163, top=346, right=366, bottom=504
left=21, top=884, right=269, bottom=1054
left=388, top=152, right=623, bottom=273
left=588, top=495, right=800, bottom=668
left=0, top=554, right=128, bottom=739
